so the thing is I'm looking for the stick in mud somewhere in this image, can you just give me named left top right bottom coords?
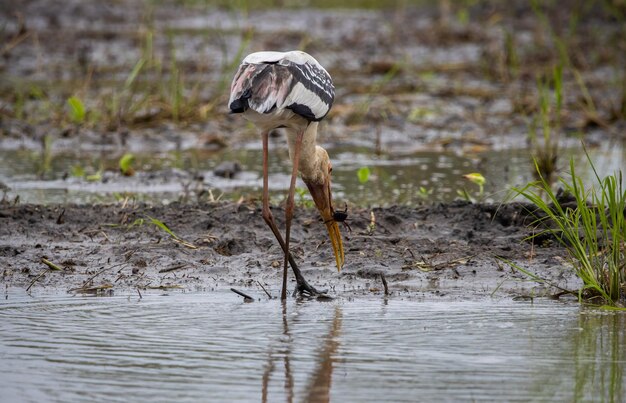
left=26, top=268, right=50, bottom=292
left=380, top=273, right=389, bottom=296
left=56, top=208, right=65, bottom=224
left=231, top=288, right=254, bottom=302
left=257, top=281, right=273, bottom=299
left=158, top=263, right=188, bottom=273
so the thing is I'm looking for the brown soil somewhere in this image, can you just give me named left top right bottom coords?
left=0, top=200, right=578, bottom=299
left=1, top=1, right=615, bottom=300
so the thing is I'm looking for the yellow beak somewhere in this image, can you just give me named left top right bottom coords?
left=304, top=178, right=345, bottom=271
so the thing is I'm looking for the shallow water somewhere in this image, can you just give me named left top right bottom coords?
left=1, top=291, right=624, bottom=402
left=0, top=139, right=623, bottom=206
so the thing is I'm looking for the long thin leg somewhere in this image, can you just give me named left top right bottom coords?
left=260, top=131, right=324, bottom=297
left=261, top=131, right=286, bottom=298
left=282, top=131, right=303, bottom=300
left=284, top=131, right=326, bottom=297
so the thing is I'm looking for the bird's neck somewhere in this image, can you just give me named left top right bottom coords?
left=286, top=122, right=325, bottom=184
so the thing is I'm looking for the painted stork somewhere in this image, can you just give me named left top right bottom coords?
left=228, top=50, right=344, bottom=299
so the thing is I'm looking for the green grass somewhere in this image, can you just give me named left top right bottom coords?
left=513, top=149, right=626, bottom=306
left=528, top=64, right=563, bottom=186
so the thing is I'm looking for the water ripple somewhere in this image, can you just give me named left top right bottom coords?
left=1, top=292, right=624, bottom=402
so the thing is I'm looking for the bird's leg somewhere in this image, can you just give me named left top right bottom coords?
left=261, top=132, right=288, bottom=299
left=261, top=131, right=324, bottom=298
left=262, top=132, right=320, bottom=297
left=283, top=131, right=302, bottom=300
left=285, top=130, right=326, bottom=297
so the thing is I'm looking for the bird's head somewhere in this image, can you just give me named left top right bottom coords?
left=302, top=147, right=345, bottom=271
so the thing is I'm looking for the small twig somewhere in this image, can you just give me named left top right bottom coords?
left=257, top=281, right=273, bottom=299
left=146, top=284, right=183, bottom=290
left=41, top=258, right=62, bottom=271
left=380, top=273, right=389, bottom=296
left=26, top=269, right=50, bottom=292
left=173, top=238, right=198, bottom=249
left=2, top=31, right=31, bottom=55
left=231, top=287, right=254, bottom=302
left=136, top=287, right=142, bottom=299
left=124, top=248, right=138, bottom=261
left=68, top=283, right=113, bottom=294
left=82, top=266, right=107, bottom=286
left=56, top=208, right=65, bottom=225
left=78, top=262, right=126, bottom=291
left=159, top=263, right=188, bottom=273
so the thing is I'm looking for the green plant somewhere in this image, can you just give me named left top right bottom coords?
left=348, top=59, right=404, bottom=125
left=119, top=153, right=136, bottom=176
left=37, top=134, right=53, bottom=179
left=85, top=170, right=103, bottom=182
left=416, top=186, right=433, bottom=200
left=528, top=65, right=563, bottom=186
left=503, top=29, right=519, bottom=80
left=357, top=166, right=371, bottom=184
left=513, top=151, right=626, bottom=306
left=70, top=165, right=85, bottom=178
left=295, top=186, right=314, bottom=208
left=147, top=215, right=196, bottom=248
left=67, top=96, right=86, bottom=124
left=71, top=161, right=103, bottom=182
left=147, top=215, right=179, bottom=239
left=456, top=7, right=469, bottom=25
left=457, top=172, right=486, bottom=202
left=463, top=172, right=485, bottom=195
left=456, top=188, right=473, bottom=202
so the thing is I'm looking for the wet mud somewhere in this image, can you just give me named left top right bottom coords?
left=0, top=1, right=621, bottom=299
left=0, top=200, right=578, bottom=299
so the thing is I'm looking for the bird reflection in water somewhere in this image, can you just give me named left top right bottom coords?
left=262, top=303, right=343, bottom=402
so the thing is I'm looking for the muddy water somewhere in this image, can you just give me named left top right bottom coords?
left=1, top=139, right=624, bottom=205
left=1, top=291, right=624, bottom=402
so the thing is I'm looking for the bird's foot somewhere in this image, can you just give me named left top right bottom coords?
left=294, top=279, right=332, bottom=300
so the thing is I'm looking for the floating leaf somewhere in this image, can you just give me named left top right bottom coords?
left=357, top=166, right=371, bottom=184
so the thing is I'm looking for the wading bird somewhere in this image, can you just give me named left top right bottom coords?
left=228, top=50, right=344, bottom=299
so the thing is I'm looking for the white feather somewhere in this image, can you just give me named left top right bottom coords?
left=243, top=51, right=287, bottom=64
left=282, top=82, right=329, bottom=119
left=244, top=50, right=325, bottom=69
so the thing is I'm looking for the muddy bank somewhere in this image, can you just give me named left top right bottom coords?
left=0, top=201, right=579, bottom=299
left=3, top=0, right=616, bottom=300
